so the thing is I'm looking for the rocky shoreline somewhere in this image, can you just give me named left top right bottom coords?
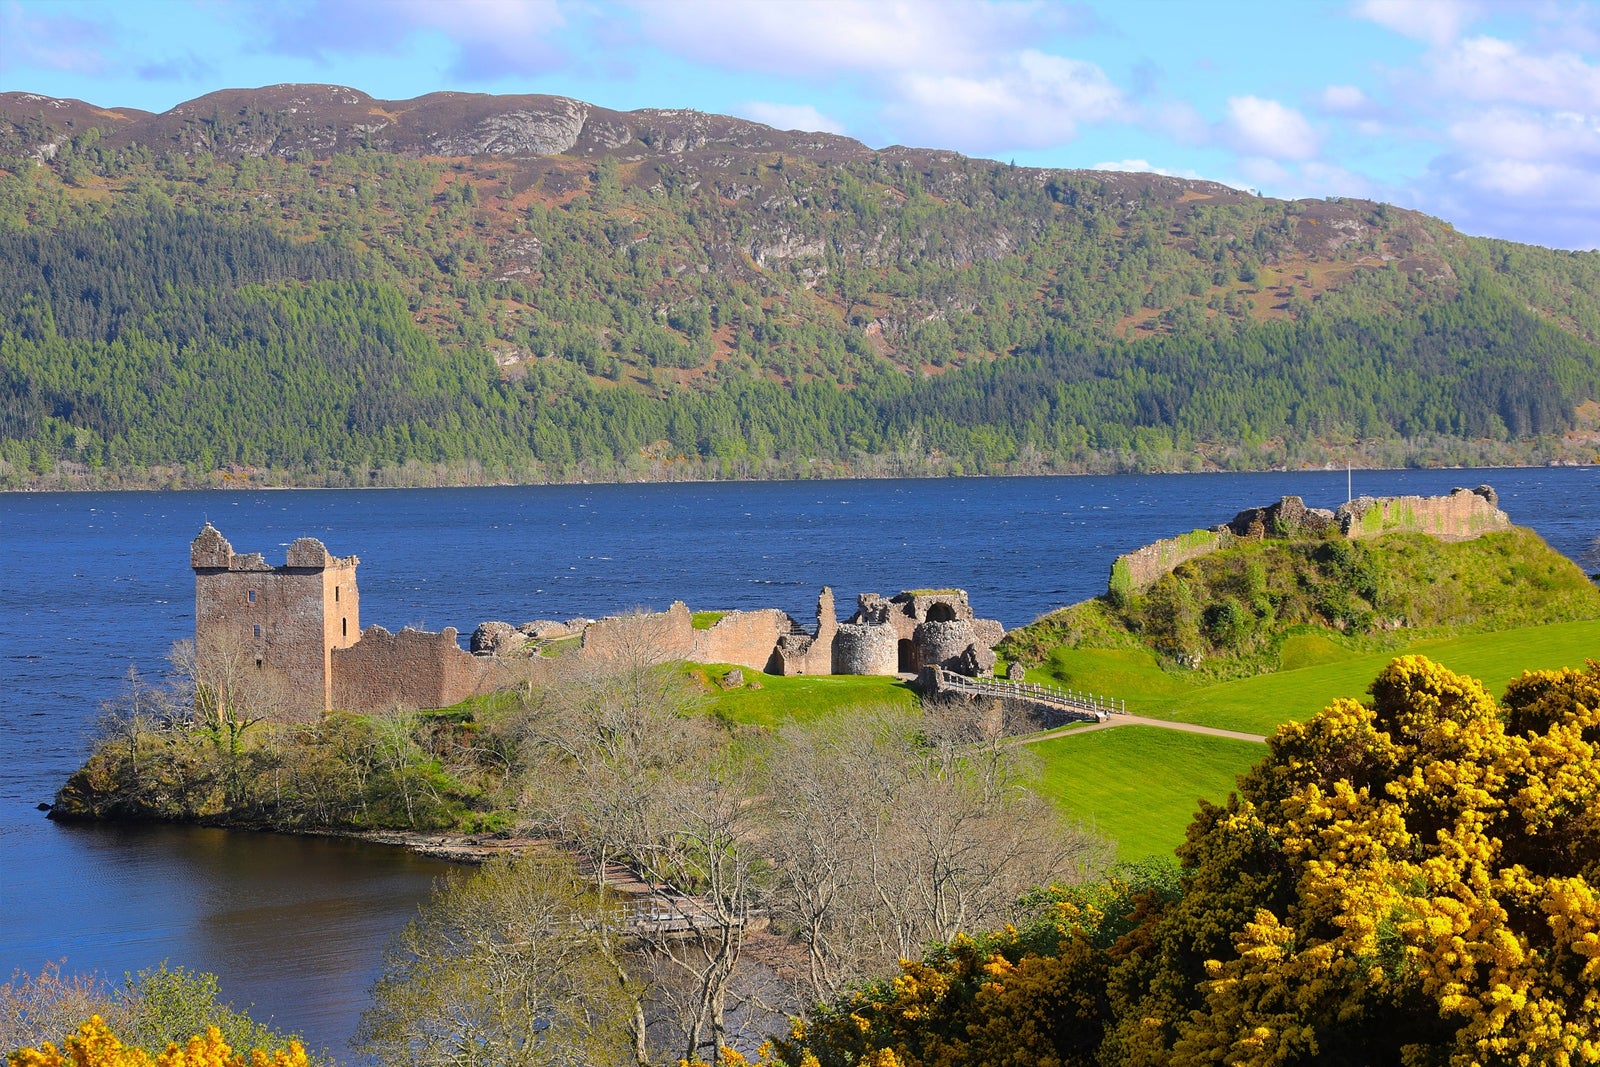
left=318, top=827, right=541, bottom=863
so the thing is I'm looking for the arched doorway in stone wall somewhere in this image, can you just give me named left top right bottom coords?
left=926, top=603, right=956, bottom=622
left=898, top=638, right=918, bottom=673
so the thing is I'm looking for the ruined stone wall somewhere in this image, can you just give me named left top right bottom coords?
left=1109, top=529, right=1232, bottom=597
left=1337, top=487, right=1510, bottom=542
left=915, top=620, right=980, bottom=672
left=692, top=609, right=794, bottom=672
left=332, top=626, right=538, bottom=713
left=773, top=588, right=839, bottom=675
left=578, top=600, right=696, bottom=663
left=805, top=588, right=839, bottom=674
left=970, top=618, right=1005, bottom=649
left=895, top=590, right=973, bottom=623
left=833, top=622, right=898, bottom=676
left=192, top=525, right=359, bottom=720
left=194, top=524, right=1005, bottom=709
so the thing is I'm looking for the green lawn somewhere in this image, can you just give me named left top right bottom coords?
left=1161, top=618, right=1600, bottom=735
left=1024, top=618, right=1600, bottom=858
left=1032, top=619, right=1600, bottom=737
left=692, top=666, right=919, bottom=728
left=1028, top=727, right=1264, bottom=861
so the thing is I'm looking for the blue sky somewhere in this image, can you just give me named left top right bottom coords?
left=4, top=0, right=1600, bottom=248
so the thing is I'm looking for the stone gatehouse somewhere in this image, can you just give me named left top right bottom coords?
left=190, top=525, right=1005, bottom=719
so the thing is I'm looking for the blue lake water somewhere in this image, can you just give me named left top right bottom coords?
left=2, top=469, right=1596, bottom=1055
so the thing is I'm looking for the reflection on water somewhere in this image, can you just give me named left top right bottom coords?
left=7, top=820, right=451, bottom=1055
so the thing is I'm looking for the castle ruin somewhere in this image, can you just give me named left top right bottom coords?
left=1107, top=485, right=1513, bottom=597
left=190, top=525, right=1005, bottom=720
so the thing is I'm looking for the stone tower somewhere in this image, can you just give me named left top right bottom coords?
left=190, top=524, right=360, bottom=719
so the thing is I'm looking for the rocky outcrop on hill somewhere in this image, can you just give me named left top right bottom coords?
left=1224, top=496, right=1337, bottom=539
left=470, top=620, right=521, bottom=655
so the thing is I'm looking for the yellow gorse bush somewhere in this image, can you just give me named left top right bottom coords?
left=762, top=656, right=1600, bottom=1067
left=9, top=1016, right=309, bottom=1067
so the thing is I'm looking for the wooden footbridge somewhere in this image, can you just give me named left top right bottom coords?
left=927, top=668, right=1269, bottom=745
left=592, top=859, right=763, bottom=938
left=930, top=668, right=1125, bottom=723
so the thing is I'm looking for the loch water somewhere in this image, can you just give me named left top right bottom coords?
left=3, top=469, right=1597, bottom=1055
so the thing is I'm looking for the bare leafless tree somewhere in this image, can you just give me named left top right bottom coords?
left=764, top=704, right=1113, bottom=1003
left=0, top=962, right=114, bottom=1054
left=166, top=636, right=284, bottom=808
left=357, top=852, right=639, bottom=1067
left=512, top=644, right=1110, bottom=1060
left=515, top=647, right=765, bottom=1064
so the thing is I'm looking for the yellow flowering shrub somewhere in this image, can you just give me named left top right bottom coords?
left=9, top=1016, right=309, bottom=1067
left=1169, top=656, right=1600, bottom=1067
left=768, top=656, right=1600, bottom=1067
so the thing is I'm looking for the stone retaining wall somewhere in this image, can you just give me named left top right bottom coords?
left=1110, top=528, right=1232, bottom=598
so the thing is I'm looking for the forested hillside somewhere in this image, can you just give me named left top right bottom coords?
left=4, top=86, right=1600, bottom=487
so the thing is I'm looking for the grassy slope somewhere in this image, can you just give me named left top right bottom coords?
left=1026, top=617, right=1600, bottom=859
left=689, top=664, right=918, bottom=729
left=1033, top=617, right=1600, bottom=735
left=693, top=599, right=1598, bottom=859
left=1029, top=727, right=1265, bottom=862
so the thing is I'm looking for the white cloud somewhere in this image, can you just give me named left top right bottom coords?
left=0, top=2, right=111, bottom=75
left=1353, top=0, right=1481, bottom=46
left=1418, top=147, right=1600, bottom=246
left=1449, top=107, right=1600, bottom=165
left=1334, top=6, right=1600, bottom=246
left=1298, top=160, right=1377, bottom=198
left=1319, top=83, right=1375, bottom=114
left=1216, top=157, right=1379, bottom=203
left=627, top=0, right=1043, bottom=78
left=1235, top=155, right=1294, bottom=188
left=627, top=0, right=1124, bottom=154
left=1428, top=35, right=1600, bottom=111
left=1090, top=158, right=1231, bottom=184
left=1223, top=96, right=1320, bottom=160
left=889, top=49, right=1126, bottom=151
left=735, top=102, right=848, bottom=135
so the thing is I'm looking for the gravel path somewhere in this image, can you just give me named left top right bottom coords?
left=1014, top=714, right=1268, bottom=746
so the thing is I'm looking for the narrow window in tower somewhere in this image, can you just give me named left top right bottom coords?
left=334, top=586, right=340, bottom=603
left=247, top=590, right=256, bottom=604
left=342, top=618, right=348, bottom=637
left=253, top=625, right=262, bottom=639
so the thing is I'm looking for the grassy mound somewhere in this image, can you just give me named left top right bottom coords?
left=1001, top=527, right=1599, bottom=681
